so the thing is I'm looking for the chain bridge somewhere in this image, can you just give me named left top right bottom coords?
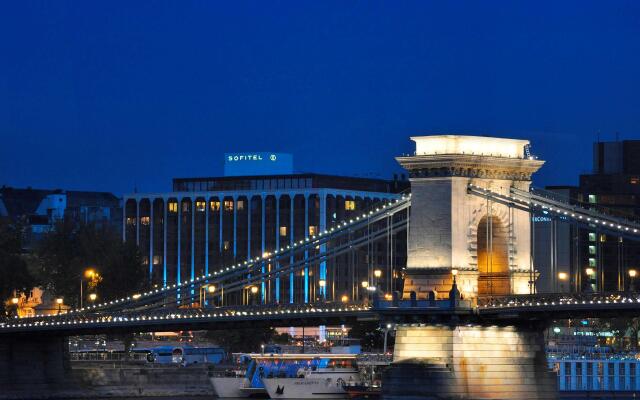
left=5, top=135, right=640, bottom=399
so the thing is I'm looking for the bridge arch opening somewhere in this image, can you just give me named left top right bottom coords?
left=477, top=215, right=510, bottom=296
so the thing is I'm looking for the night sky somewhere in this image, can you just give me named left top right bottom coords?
left=1, top=1, right=640, bottom=195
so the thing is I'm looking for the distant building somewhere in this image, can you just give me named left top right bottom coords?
left=535, top=140, right=640, bottom=293
left=123, top=153, right=408, bottom=303
left=0, top=186, right=122, bottom=249
left=4, top=287, right=71, bottom=318
left=578, top=140, right=640, bottom=292
left=533, top=186, right=579, bottom=293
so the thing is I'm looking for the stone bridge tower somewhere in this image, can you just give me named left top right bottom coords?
left=396, top=135, right=544, bottom=300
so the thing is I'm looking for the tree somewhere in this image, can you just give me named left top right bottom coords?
left=347, top=321, right=387, bottom=351
left=205, top=326, right=276, bottom=353
left=272, top=331, right=292, bottom=344
left=36, top=219, right=147, bottom=307
left=0, top=219, right=36, bottom=317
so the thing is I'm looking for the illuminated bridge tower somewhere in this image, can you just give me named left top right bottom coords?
left=386, top=135, right=556, bottom=400
left=396, top=135, right=544, bottom=300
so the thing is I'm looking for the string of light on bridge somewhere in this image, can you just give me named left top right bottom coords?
left=0, top=304, right=371, bottom=332
left=19, top=194, right=411, bottom=320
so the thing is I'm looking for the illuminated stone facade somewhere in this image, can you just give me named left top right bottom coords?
left=386, top=325, right=558, bottom=399
left=397, top=135, right=544, bottom=299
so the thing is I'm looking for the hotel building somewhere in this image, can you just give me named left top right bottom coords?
left=123, top=153, right=407, bottom=304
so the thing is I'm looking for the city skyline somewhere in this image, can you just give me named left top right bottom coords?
left=2, top=1, right=640, bottom=195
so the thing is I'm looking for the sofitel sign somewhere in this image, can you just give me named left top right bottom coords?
left=227, top=153, right=278, bottom=162
left=224, top=152, right=293, bottom=177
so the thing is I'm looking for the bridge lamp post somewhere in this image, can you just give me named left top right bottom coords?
left=318, top=280, right=326, bottom=302
left=250, top=285, right=259, bottom=305
left=56, top=298, right=63, bottom=315
left=557, top=272, right=568, bottom=292
left=374, top=269, right=382, bottom=292
left=585, top=268, right=596, bottom=292
left=88, top=293, right=97, bottom=303
left=341, top=294, right=349, bottom=304
left=361, top=281, right=369, bottom=302
left=629, top=269, right=637, bottom=292
left=199, top=285, right=215, bottom=308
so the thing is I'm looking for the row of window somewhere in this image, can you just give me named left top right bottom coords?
left=141, top=199, right=357, bottom=214
left=174, top=177, right=315, bottom=192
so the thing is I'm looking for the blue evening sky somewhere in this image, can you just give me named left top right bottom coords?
left=1, top=1, right=639, bottom=195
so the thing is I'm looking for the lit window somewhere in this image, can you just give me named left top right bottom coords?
left=280, top=226, right=288, bottom=236
left=588, top=258, right=596, bottom=267
left=140, top=216, right=150, bottom=226
left=126, top=217, right=136, bottom=226
left=224, top=200, right=234, bottom=211
left=223, top=241, right=230, bottom=250
left=631, top=177, right=639, bottom=185
left=588, top=245, right=596, bottom=255
left=142, top=256, right=149, bottom=265
left=588, top=194, right=597, bottom=204
left=600, top=234, right=606, bottom=242
left=210, top=201, right=220, bottom=211
left=345, top=200, right=356, bottom=211
left=152, top=256, right=161, bottom=265
left=237, top=200, right=245, bottom=211
left=196, top=201, right=206, bottom=212
left=309, top=226, right=317, bottom=236
left=588, top=232, right=596, bottom=242
left=169, top=202, right=178, bottom=213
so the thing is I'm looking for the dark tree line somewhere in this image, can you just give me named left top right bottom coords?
left=1, top=217, right=147, bottom=315
left=0, top=220, right=36, bottom=315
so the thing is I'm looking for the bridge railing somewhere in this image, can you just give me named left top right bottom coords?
left=477, top=291, right=640, bottom=310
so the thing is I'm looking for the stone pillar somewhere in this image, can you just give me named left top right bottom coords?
left=0, top=335, right=69, bottom=385
left=396, top=135, right=544, bottom=300
left=384, top=324, right=558, bottom=399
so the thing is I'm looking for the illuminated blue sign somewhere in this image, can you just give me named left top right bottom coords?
left=224, top=152, right=293, bottom=177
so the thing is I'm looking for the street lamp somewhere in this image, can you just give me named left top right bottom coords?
left=80, top=268, right=99, bottom=309
left=341, top=294, right=349, bottom=303
left=10, top=297, right=19, bottom=318
left=247, top=285, right=258, bottom=305
left=383, top=323, right=393, bottom=354
left=361, top=281, right=368, bottom=288
left=89, top=293, right=97, bottom=302
left=629, top=269, right=637, bottom=292
left=199, top=285, right=216, bottom=307
left=558, top=272, right=568, bottom=292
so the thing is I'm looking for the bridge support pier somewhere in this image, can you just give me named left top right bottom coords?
left=383, top=324, right=557, bottom=399
left=0, top=334, right=69, bottom=386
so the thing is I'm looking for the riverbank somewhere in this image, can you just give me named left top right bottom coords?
left=1, top=364, right=215, bottom=399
